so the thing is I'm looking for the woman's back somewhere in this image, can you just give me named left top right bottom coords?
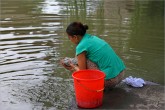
left=76, top=33, right=126, bottom=79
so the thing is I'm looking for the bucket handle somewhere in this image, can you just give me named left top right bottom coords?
left=76, top=80, right=104, bottom=92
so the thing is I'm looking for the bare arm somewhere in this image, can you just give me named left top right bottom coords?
left=70, top=51, right=87, bottom=71
left=77, top=51, right=87, bottom=70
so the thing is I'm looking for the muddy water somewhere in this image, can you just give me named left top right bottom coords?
left=0, top=0, right=164, bottom=109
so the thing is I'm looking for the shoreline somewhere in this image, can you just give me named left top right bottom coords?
left=69, top=81, right=165, bottom=109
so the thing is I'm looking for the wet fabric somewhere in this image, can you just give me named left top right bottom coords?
left=122, top=76, right=146, bottom=87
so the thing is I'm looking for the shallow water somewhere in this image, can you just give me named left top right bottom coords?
left=0, top=0, right=164, bottom=109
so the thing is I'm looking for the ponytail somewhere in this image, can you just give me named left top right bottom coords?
left=66, top=22, right=89, bottom=36
left=83, top=24, right=88, bottom=30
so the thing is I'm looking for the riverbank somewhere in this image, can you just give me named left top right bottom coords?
left=69, top=81, right=165, bottom=109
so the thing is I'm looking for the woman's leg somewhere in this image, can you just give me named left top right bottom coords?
left=86, top=60, right=99, bottom=69
left=104, top=70, right=125, bottom=88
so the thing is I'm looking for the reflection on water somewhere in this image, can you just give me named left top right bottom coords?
left=0, top=0, right=164, bottom=109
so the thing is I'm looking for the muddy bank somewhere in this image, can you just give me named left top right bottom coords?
left=69, top=82, right=165, bottom=109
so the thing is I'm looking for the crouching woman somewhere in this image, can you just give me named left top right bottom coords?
left=61, top=22, right=126, bottom=88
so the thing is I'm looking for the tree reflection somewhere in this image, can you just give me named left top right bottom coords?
left=59, top=0, right=105, bottom=58
left=129, top=0, right=164, bottom=84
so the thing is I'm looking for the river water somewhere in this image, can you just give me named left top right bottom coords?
left=0, top=0, right=164, bottom=109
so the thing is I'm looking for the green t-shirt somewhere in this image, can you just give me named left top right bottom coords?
left=76, top=33, right=126, bottom=80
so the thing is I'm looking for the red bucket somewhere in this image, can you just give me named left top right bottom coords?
left=72, top=70, right=105, bottom=108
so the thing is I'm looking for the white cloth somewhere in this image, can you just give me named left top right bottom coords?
left=122, top=76, right=146, bottom=87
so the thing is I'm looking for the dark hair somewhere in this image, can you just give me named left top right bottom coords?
left=66, top=22, right=88, bottom=36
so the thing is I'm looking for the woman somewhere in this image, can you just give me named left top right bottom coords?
left=61, top=22, right=126, bottom=88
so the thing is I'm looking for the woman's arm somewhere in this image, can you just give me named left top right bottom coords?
left=77, top=51, right=87, bottom=70
left=69, top=51, right=87, bottom=71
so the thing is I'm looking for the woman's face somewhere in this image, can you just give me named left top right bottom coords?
left=68, top=34, right=79, bottom=44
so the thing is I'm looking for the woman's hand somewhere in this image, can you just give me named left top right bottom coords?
left=60, top=59, right=73, bottom=71
left=69, top=62, right=79, bottom=71
left=60, top=58, right=79, bottom=72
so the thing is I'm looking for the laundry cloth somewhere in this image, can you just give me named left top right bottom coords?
left=63, top=57, right=78, bottom=66
left=122, top=76, right=146, bottom=87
